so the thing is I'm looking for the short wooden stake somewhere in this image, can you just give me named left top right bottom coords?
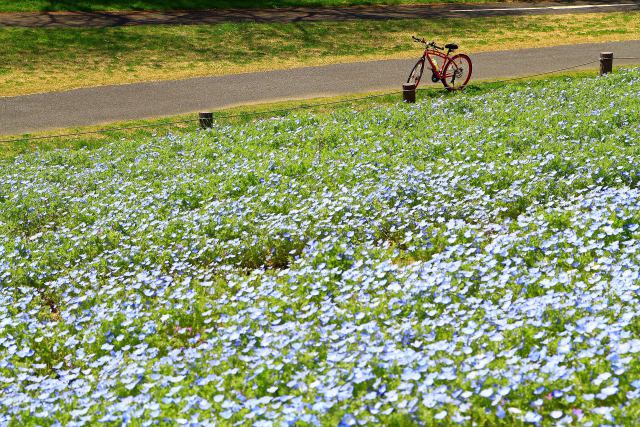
left=199, top=112, right=213, bottom=129
left=402, top=83, right=416, bottom=103
left=600, top=52, right=613, bottom=76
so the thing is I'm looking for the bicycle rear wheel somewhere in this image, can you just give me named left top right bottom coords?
left=442, top=54, right=472, bottom=91
left=407, top=58, right=425, bottom=88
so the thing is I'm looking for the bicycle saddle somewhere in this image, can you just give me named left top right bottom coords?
left=445, top=43, right=459, bottom=51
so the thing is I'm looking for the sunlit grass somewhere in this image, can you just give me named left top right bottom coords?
left=2, top=12, right=639, bottom=96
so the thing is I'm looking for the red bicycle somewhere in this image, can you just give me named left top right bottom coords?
left=407, top=36, right=472, bottom=91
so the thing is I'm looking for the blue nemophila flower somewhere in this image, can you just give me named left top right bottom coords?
left=3, top=69, right=640, bottom=425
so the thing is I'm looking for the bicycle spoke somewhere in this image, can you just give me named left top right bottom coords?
left=442, top=53, right=472, bottom=91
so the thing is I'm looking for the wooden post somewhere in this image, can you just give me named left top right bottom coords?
left=600, top=52, right=613, bottom=76
left=199, top=112, right=213, bottom=129
left=402, top=83, right=416, bottom=103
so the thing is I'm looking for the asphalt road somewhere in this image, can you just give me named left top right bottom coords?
left=2, top=40, right=640, bottom=135
left=0, top=1, right=638, bottom=27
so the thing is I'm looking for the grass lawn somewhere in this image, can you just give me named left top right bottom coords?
left=0, top=0, right=526, bottom=12
left=2, top=12, right=640, bottom=97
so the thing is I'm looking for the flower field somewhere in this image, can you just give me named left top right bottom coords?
left=3, top=70, right=640, bottom=426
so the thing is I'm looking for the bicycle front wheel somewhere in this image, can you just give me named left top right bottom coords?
left=442, top=54, right=472, bottom=91
left=407, top=58, right=425, bottom=89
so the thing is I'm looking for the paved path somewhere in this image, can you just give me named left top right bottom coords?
left=2, top=40, right=639, bottom=135
left=0, top=2, right=638, bottom=27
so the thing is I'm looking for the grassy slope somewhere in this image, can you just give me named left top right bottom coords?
left=0, top=70, right=602, bottom=160
left=0, top=0, right=515, bottom=12
left=2, top=69, right=640, bottom=425
left=2, top=12, right=639, bottom=97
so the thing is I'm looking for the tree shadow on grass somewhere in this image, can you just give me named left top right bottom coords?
left=33, top=0, right=640, bottom=12
left=34, top=0, right=398, bottom=11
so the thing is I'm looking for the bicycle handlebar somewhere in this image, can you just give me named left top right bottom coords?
left=412, top=36, right=443, bottom=50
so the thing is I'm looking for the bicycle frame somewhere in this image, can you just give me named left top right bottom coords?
left=422, top=49, right=455, bottom=80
